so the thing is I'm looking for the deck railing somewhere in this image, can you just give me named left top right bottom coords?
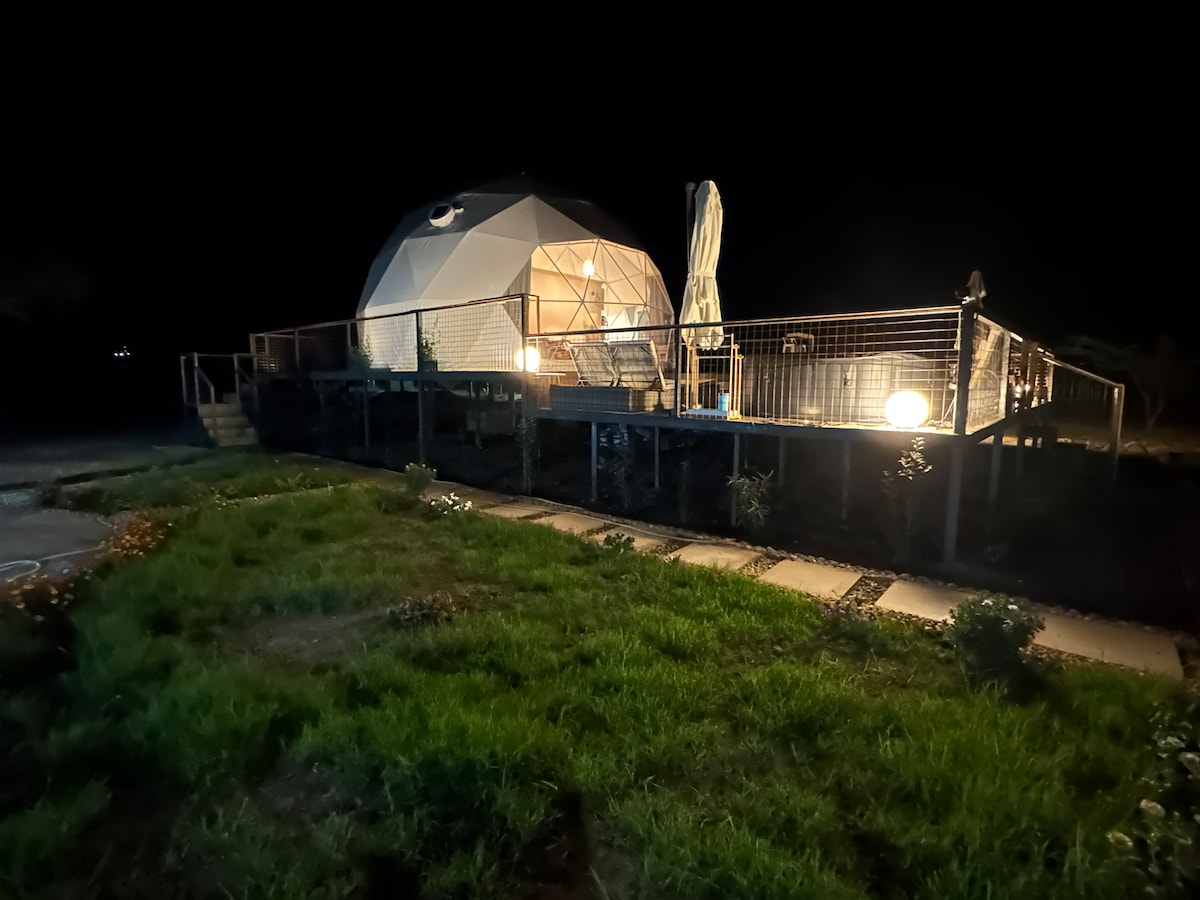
left=248, top=295, right=1119, bottom=439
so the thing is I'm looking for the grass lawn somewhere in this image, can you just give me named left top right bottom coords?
left=0, top=451, right=1194, bottom=898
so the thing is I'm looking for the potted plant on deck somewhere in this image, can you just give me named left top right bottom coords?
left=418, top=329, right=439, bottom=372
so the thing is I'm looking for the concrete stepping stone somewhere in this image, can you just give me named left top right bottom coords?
left=536, top=513, right=607, bottom=535
left=758, top=559, right=862, bottom=601
left=876, top=580, right=972, bottom=622
left=584, top=528, right=666, bottom=552
left=667, top=543, right=759, bottom=570
left=1034, top=614, right=1183, bottom=679
left=478, top=503, right=544, bottom=519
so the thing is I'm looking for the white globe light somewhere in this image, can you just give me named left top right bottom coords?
left=884, top=390, right=928, bottom=428
left=515, top=346, right=540, bottom=372
left=581, top=259, right=595, bottom=278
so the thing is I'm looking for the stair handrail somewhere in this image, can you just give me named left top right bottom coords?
left=194, top=353, right=217, bottom=407
left=231, top=352, right=259, bottom=418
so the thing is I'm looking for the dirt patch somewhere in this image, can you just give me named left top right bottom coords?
left=240, top=592, right=460, bottom=666
left=240, top=610, right=391, bottom=666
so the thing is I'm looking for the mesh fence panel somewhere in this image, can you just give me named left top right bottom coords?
left=966, top=315, right=1011, bottom=432
left=248, top=296, right=1121, bottom=444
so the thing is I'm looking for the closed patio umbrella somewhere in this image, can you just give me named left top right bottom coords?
left=680, top=180, right=724, bottom=349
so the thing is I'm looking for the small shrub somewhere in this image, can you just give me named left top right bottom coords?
left=1108, top=705, right=1200, bottom=896
left=429, top=493, right=473, bottom=516
left=402, top=463, right=437, bottom=501
left=349, top=333, right=373, bottom=370
left=601, top=533, right=635, bottom=553
left=728, top=470, right=773, bottom=536
left=881, top=437, right=934, bottom=564
left=597, top=425, right=636, bottom=511
left=946, top=593, right=1044, bottom=692
left=417, top=329, right=439, bottom=363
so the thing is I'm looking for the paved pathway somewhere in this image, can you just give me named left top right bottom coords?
left=441, top=486, right=1185, bottom=681
left=1, top=507, right=114, bottom=584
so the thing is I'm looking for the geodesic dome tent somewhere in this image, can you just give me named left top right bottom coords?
left=356, top=176, right=675, bottom=371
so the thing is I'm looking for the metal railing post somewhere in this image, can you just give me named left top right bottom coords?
left=941, top=304, right=976, bottom=566
left=192, top=352, right=202, bottom=409
left=179, top=355, right=188, bottom=409
left=590, top=422, right=598, bottom=503
left=293, top=329, right=301, bottom=374
left=673, top=332, right=684, bottom=416
left=416, top=311, right=427, bottom=464
left=1110, top=383, right=1125, bottom=480
left=954, top=304, right=975, bottom=436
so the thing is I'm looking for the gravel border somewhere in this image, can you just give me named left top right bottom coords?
left=738, top=556, right=776, bottom=578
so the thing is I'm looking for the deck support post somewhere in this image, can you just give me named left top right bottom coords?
left=417, top=375, right=427, bottom=466
left=317, top=383, right=327, bottom=454
left=473, top=382, right=484, bottom=450
left=1110, top=383, right=1124, bottom=480
left=362, top=379, right=370, bottom=458
left=987, top=432, right=1003, bottom=536
left=654, top=427, right=661, bottom=491
left=840, top=441, right=852, bottom=525
left=590, top=421, right=599, bottom=503
left=383, top=379, right=391, bottom=460
left=943, top=441, right=965, bottom=565
left=730, top=432, right=741, bottom=526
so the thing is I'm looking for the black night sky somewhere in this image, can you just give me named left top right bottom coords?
left=1, top=63, right=1190, bottom=435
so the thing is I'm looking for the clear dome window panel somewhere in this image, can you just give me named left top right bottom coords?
left=538, top=243, right=570, bottom=268
left=569, top=300, right=601, bottom=332
left=530, top=265, right=584, bottom=305
left=603, top=280, right=644, bottom=309
left=540, top=240, right=600, bottom=281
left=597, top=245, right=647, bottom=306
left=538, top=299, right=592, bottom=334
left=650, top=280, right=674, bottom=324
left=532, top=247, right=597, bottom=303
left=600, top=242, right=647, bottom=287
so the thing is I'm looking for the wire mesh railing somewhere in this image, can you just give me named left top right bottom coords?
left=1043, top=358, right=1125, bottom=450
left=717, top=307, right=962, bottom=428
left=251, top=295, right=533, bottom=377
left=966, top=314, right=1013, bottom=433
left=524, top=307, right=967, bottom=430
left=247, top=295, right=1122, bottom=441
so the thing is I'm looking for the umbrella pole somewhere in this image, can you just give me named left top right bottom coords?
left=685, top=182, right=697, bottom=282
